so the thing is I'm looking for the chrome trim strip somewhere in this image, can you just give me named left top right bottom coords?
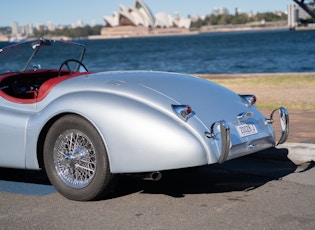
left=237, top=111, right=254, bottom=121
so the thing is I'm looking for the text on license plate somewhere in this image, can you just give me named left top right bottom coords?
left=236, top=124, right=258, bottom=138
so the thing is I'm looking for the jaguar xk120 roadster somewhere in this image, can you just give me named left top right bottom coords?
left=0, top=38, right=289, bottom=201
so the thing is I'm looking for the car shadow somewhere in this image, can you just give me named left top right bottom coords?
left=0, top=147, right=313, bottom=199
left=111, top=147, right=313, bottom=199
left=0, top=167, right=54, bottom=196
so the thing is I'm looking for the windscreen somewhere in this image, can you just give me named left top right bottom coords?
left=0, top=39, right=85, bottom=75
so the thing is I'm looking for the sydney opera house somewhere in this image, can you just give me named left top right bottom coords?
left=99, top=0, right=193, bottom=38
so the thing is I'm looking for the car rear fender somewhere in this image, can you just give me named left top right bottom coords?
left=26, top=91, right=212, bottom=172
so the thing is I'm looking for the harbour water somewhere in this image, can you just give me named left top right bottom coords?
left=1, top=29, right=315, bottom=74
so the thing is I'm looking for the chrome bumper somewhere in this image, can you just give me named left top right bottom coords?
left=205, top=107, right=289, bottom=164
left=266, top=107, right=289, bottom=146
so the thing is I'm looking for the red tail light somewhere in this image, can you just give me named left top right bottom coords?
left=185, top=106, right=192, bottom=115
left=251, top=95, right=257, bottom=104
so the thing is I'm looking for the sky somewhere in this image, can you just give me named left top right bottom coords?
left=1, top=0, right=293, bottom=27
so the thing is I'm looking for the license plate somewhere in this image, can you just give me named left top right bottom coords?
left=236, top=124, right=258, bottom=138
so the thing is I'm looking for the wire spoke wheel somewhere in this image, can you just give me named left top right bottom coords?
left=54, top=129, right=96, bottom=189
left=44, top=115, right=118, bottom=201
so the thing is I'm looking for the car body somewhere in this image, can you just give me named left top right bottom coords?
left=0, top=38, right=289, bottom=201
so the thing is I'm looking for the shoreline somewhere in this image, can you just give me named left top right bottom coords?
left=89, top=24, right=288, bottom=40
left=4, top=22, right=315, bottom=42
left=1, top=23, right=291, bottom=42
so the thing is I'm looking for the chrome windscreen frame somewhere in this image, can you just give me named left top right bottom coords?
left=23, top=38, right=54, bottom=71
left=23, top=38, right=86, bottom=72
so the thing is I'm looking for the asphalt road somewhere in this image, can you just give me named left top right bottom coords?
left=1, top=147, right=314, bottom=229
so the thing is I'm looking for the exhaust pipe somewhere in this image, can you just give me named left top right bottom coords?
left=143, top=171, right=162, bottom=181
left=128, top=171, right=162, bottom=181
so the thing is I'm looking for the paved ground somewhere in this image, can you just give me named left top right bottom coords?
left=0, top=148, right=314, bottom=229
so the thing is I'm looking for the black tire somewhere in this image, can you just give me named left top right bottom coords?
left=44, top=114, right=117, bottom=201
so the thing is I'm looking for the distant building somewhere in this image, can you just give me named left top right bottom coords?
left=98, top=0, right=194, bottom=39
left=288, top=4, right=310, bottom=28
left=212, top=7, right=229, bottom=15
left=11, top=22, right=19, bottom=35
left=103, top=0, right=191, bottom=29
left=47, top=21, right=55, bottom=31
left=9, top=21, right=33, bottom=42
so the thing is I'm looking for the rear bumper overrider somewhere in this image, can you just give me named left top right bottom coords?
left=205, top=107, right=289, bottom=164
left=266, top=107, right=289, bottom=146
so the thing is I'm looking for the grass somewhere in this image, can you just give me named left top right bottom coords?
left=256, top=102, right=315, bottom=110
left=203, top=73, right=315, bottom=86
left=195, top=73, right=315, bottom=111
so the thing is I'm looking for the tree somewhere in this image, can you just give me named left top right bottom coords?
left=190, top=11, right=287, bottom=28
left=32, top=25, right=103, bottom=38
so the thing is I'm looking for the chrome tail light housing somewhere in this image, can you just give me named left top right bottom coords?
left=172, top=105, right=194, bottom=121
left=239, top=94, right=257, bottom=106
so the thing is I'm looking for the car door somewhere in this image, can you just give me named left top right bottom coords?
left=0, top=101, right=36, bottom=168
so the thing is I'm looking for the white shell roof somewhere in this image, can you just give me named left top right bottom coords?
left=103, top=0, right=191, bottom=29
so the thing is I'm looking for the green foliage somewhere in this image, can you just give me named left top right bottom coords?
left=191, top=12, right=287, bottom=28
left=33, top=25, right=103, bottom=38
left=0, top=27, right=11, bottom=35
left=256, top=12, right=287, bottom=22
left=301, top=17, right=315, bottom=23
left=211, top=74, right=315, bottom=86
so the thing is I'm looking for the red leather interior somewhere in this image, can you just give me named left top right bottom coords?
left=0, top=71, right=88, bottom=104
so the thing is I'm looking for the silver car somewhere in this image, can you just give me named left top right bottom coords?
left=0, top=38, right=289, bottom=201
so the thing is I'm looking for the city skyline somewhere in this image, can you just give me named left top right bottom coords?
left=1, top=0, right=293, bottom=27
